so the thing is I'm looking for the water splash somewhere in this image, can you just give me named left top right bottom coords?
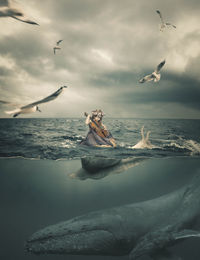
left=129, top=126, right=155, bottom=149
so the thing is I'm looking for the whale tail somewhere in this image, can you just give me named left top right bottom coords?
left=140, top=126, right=151, bottom=144
left=133, top=126, right=152, bottom=149
left=140, top=125, right=145, bottom=140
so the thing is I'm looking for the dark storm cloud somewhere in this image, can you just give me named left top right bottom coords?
left=89, top=70, right=137, bottom=87
left=0, top=66, right=13, bottom=77
left=112, top=74, right=200, bottom=108
left=88, top=68, right=200, bottom=112
left=44, top=0, right=108, bottom=22
left=0, top=32, right=51, bottom=77
left=0, top=0, right=200, bottom=118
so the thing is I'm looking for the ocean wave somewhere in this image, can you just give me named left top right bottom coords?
left=0, top=118, right=200, bottom=160
left=60, top=140, right=76, bottom=149
left=184, top=140, right=200, bottom=155
left=52, top=135, right=84, bottom=142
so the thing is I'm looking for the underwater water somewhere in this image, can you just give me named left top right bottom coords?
left=0, top=118, right=200, bottom=160
left=0, top=157, right=200, bottom=260
left=0, top=118, right=200, bottom=259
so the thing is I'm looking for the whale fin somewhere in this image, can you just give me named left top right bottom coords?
left=141, top=125, right=145, bottom=140
left=173, top=229, right=200, bottom=240
left=129, top=229, right=200, bottom=259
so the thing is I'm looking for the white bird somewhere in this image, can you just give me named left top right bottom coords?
left=156, top=10, right=176, bottom=32
left=53, top=40, right=63, bottom=55
left=5, top=86, right=67, bottom=117
left=0, top=0, right=39, bottom=25
left=139, top=60, right=166, bottom=84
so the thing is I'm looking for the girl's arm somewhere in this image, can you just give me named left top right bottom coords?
left=85, top=114, right=91, bottom=125
left=101, top=123, right=107, bottom=130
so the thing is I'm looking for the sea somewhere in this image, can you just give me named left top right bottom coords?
left=0, top=118, right=200, bottom=260
left=0, top=118, right=200, bottom=160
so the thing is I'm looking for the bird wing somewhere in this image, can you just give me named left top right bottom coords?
left=156, top=10, right=164, bottom=23
left=57, top=40, right=63, bottom=45
left=11, top=13, right=39, bottom=25
left=53, top=47, right=61, bottom=54
left=139, top=73, right=155, bottom=83
left=166, top=22, right=176, bottom=28
left=155, top=60, right=165, bottom=73
left=0, top=100, right=10, bottom=105
left=0, top=0, right=9, bottom=7
left=21, top=86, right=67, bottom=109
left=0, top=99, right=21, bottom=107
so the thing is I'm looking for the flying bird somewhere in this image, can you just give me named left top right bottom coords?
left=0, top=0, right=39, bottom=25
left=56, top=40, right=63, bottom=45
left=53, top=40, right=63, bottom=55
left=156, top=10, right=176, bottom=32
left=5, top=86, right=68, bottom=117
left=139, top=60, right=166, bottom=84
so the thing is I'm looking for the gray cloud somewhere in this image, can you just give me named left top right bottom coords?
left=0, top=0, right=200, bottom=118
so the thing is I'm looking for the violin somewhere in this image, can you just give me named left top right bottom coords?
left=84, top=112, right=109, bottom=138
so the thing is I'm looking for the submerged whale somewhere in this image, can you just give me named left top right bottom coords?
left=70, top=156, right=148, bottom=180
left=26, top=172, right=200, bottom=259
left=81, top=156, right=121, bottom=172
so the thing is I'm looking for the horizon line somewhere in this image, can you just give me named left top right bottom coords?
left=0, top=117, right=200, bottom=120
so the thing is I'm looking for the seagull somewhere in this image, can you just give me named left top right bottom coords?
left=139, top=60, right=166, bottom=84
left=5, top=86, right=67, bottom=117
left=0, top=0, right=39, bottom=25
left=156, top=10, right=176, bottom=32
left=53, top=40, right=63, bottom=55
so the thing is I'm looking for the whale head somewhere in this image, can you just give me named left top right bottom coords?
left=25, top=210, right=130, bottom=256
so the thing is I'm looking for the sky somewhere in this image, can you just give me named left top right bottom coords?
left=0, top=0, right=200, bottom=118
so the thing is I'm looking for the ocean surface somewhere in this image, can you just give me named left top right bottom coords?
left=0, top=118, right=200, bottom=160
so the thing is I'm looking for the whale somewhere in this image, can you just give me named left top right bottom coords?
left=132, top=126, right=154, bottom=149
left=69, top=156, right=149, bottom=180
left=81, top=156, right=121, bottom=172
left=25, top=173, right=200, bottom=259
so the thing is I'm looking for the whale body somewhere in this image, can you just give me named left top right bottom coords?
left=69, top=156, right=148, bottom=180
left=81, top=156, right=121, bottom=173
left=26, top=172, right=200, bottom=259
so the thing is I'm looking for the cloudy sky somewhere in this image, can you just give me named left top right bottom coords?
left=0, top=0, right=200, bottom=118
